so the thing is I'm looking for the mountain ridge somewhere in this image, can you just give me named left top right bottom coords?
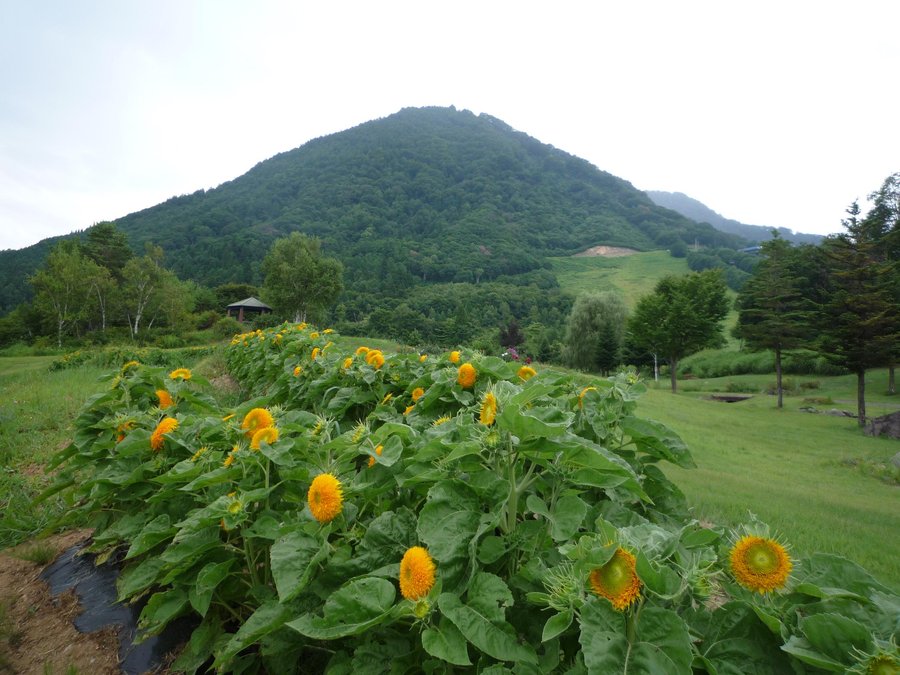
left=645, top=190, right=822, bottom=245
left=0, top=106, right=746, bottom=316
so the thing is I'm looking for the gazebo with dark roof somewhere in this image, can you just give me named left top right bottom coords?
left=226, top=297, right=273, bottom=322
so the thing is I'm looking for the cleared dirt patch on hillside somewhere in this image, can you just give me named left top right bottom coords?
left=573, top=245, right=639, bottom=257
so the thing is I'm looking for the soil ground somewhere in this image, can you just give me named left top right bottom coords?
left=572, top=245, right=639, bottom=257
left=0, top=530, right=122, bottom=674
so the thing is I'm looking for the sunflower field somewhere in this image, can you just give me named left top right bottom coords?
left=42, top=324, right=898, bottom=673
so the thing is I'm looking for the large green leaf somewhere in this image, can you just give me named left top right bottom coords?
left=422, top=617, right=472, bottom=666
left=189, top=559, right=236, bottom=616
left=526, top=494, right=588, bottom=542
left=270, top=529, right=329, bottom=602
left=125, top=514, right=176, bottom=559
left=417, top=480, right=482, bottom=590
left=578, top=602, right=692, bottom=674
left=138, top=587, right=190, bottom=637
left=794, top=553, right=894, bottom=598
left=287, top=577, right=396, bottom=639
left=621, top=416, right=695, bottom=468
left=215, top=600, right=292, bottom=669
left=686, top=602, right=792, bottom=675
left=438, top=593, right=537, bottom=664
left=789, top=613, right=874, bottom=669
left=468, top=572, right=514, bottom=624
left=542, top=610, right=574, bottom=642
left=116, top=556, right=165, bottom=601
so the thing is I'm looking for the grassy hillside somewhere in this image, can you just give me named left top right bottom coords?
left=636, top=377, right=899, bottom=589
left=549, top=251, right=690, bottom=308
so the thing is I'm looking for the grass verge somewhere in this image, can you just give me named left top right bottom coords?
left=637, top=383, right=900, bottom=590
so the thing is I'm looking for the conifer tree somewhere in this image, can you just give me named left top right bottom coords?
left=817, top=202, right=900, bottom=425
left=735, top=234, right=811, bottom=407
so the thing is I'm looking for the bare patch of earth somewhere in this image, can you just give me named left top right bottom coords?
left=0, top=530, right=122, bottom=674
left=573, top=245, right=639, bottom=257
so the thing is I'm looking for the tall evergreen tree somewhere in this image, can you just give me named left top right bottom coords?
left=735, top=234, right=811, bottom=407
left=629, top=270, right=730, bottom=392
left=82, top=222, right=133, bottom=281
left=864, top=172, right=900, bottom=394
left=817, top=202, right=900, bottom=425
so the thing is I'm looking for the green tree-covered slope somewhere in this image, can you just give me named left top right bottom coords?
left=1, top=107, right=745, bottom=318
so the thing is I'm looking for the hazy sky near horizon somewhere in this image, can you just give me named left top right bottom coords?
left=1, top=1, right=898, bottom=251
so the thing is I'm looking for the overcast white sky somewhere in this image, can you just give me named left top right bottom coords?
left=1, top=1, right=897, bottom=251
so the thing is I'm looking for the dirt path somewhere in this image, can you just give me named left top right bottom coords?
left=0, top=530, right=122, bottom=674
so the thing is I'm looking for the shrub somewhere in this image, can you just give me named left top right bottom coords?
left=213, top=316, right=243, bottom=339
left=41, top=324, right=900, bottom=673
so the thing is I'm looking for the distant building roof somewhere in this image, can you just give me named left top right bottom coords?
left=226, top=296, right=272, bottom=310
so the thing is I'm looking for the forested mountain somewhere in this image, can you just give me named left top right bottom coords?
left=646, top=191, right=822, bottom=245
left=1, top=107, right=745, bottom=332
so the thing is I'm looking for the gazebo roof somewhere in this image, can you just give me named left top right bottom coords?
left=226, top=296, right=272, bottom=310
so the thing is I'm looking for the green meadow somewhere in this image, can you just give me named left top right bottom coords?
left=638, top=373, right=900, bottom=589
left=549, top=250, right=689, bottom=307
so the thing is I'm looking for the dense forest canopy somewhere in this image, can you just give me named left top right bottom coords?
left=0, top=106, right=745, bottom=318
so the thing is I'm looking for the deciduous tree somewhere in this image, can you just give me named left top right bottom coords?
left=563, top=292, right=628, bottom=374
left=628, top=270, right=730, bottom=392
left=261, top=233, right=344, bottom=323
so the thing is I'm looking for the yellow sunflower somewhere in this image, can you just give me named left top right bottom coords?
left=241, top=408, right=274, bottom=438
left=250, top=426, right=279, bottom=450
left=169, top=368, right=192, bottom=380
left=155, top=389, right=173, bottom=410
left=342, top=357, right=353, bottom=370
left=311, top=347, right=320, bottom=360
left=411, top=387, right=425, bottom=402
left=589, top=548, right=642, bottom=611
left=404, top=404, right=415, bottom=416
left=578, top=386, right=597, bottom=409
left=367, top=444, right=383, bottom=468
left=355, top=346, right=370, bottom=356
left=517, top=365, right=537, bottom=381
left=479, top=391, right=497, bottom=426
left=449, top=350, right=461, bottom=364
left=433, top=415, right=451, bottom=426
left=293, top=366, right=302, bottom=377
left=366, top=350, right=385, bottom=369
left=116, top=420, right=134, bottom=443
left=307, top=473, right=343, bottom=523
left=419, top=354, right=428, bottom=362
left=399, top=546, right=436, bottom=600
left=222, top=413, right=236, bottom=422
left=121, top=360, right=140, bottom=373
left=309, top=332, right=319, bottom=339
left=150, top=417, right=178, bottom=452
left=729, top=535, right=792, bottom=593
left=457, top=363, right=477, bottom=389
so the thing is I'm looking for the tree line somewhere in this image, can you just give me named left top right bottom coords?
left=560, top=173, right=899, bottom=427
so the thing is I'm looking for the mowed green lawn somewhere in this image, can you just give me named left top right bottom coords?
left=636, top=381, right=900, bottom=590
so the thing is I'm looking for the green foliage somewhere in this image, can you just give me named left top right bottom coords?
left=261, top=232, right=343, bottom=323
left=1, top=108, right=750, bottom=353
left=679, top=348, right=846, bottom=378
left=563, top=292, right=627, bottom=374
left=42, top=324, right=899, bottom=672
left=628, top=270, right=731, bottom=391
